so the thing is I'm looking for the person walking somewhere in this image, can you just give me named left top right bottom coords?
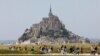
left=31, top=46, right=34, bottom=54
left=48, top=46, right=53, bottom=53
left=60, top=45, right=65, bottom=54
left=69, top=46, right=73, bottom=53
left=24, top=46, right=27, bottom=51
left=94, top=46, right=98, bottom=55
left=80, top=47, right=83, bottom=54
left=91, top=46, right=95, bottom=55
left=40, top=46, right=48, bottom=54
left=76, top=47, right=80, bottom=55
left=64, top=46, right=67, bottom=54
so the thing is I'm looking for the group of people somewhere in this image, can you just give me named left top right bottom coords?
left=39, top=45, right=98, bottom=55
left=39, top=45, right=53, bottom=54
left=9, top=46, right=28, bottom=51
left=91, top=46, right=98, bottom=55
left=59, top=45, right=82, bottom=54
left=59, top=45, right=98, bottom=55
left=8, top=45, right=98, bottom=55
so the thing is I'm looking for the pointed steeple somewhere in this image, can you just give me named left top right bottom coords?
left=50, top=5, right=52, bottom=13
left=49, top=4, right=53, bottom=16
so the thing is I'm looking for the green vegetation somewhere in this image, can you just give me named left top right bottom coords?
left=0, top=43, right=100, bottom=54
left=98, top=42, right=100, bottom=46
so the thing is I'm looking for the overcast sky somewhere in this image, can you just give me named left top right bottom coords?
left=0, top=0, right=100, bottom=40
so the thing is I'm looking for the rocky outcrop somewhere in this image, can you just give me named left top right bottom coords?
left=17, top=8, right=90, bottom=44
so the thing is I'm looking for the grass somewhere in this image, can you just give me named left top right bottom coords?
left=0, top=43, right=100, bottom=54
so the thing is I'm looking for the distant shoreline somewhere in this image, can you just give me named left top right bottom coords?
left=0, top=40, right=16, bottom=45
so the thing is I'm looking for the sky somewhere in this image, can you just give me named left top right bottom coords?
left=0, top=0, right=100, bottom=40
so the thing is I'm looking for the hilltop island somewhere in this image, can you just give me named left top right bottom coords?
left=17, top=7, right=90, bottom=44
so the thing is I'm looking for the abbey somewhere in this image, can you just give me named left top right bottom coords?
left=17, top=7, right=90, bottom=44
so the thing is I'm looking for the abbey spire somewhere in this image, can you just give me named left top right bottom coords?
left=49, top=5, right=53, bottom=17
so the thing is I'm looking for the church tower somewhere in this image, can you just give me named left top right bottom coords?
left=49, top=5, right=53, bottom=17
